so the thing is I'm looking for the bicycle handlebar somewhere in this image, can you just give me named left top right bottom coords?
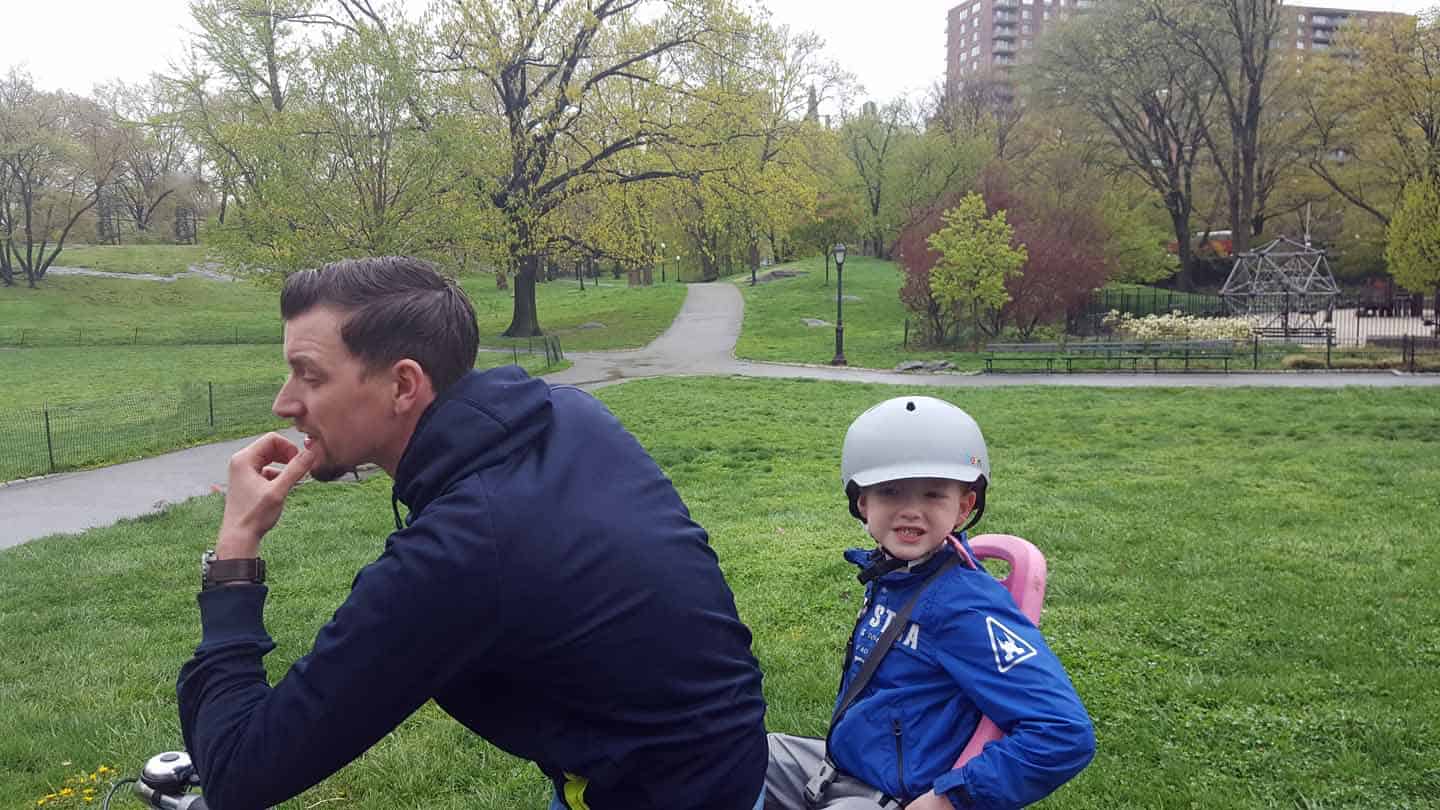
left=129, top=751, right=208, bottom=810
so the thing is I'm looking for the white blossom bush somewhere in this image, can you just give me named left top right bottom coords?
left=1100, top=310, right=1254, bottom=341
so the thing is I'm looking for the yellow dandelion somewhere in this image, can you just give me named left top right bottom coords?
left=84, top=799, right=95, bottom=804
left=96, top=766, right=110, bottom=774
left=83, top=787, right=96, bottom=794
left=36, top=800, right=46, bottom=807
left=59, top=788, right=73, bottom=797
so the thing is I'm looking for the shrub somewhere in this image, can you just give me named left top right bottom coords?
left=1102, top=309, right=1254, bottom=341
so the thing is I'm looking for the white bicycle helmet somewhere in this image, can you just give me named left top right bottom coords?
left=841, top=395, right=990, bottom=531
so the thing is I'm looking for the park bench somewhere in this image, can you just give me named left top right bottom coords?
left=983, top=342, right=1062, bottom=373
left=986, top=340, right=1238, bottom=372
left=1252, top=325, right=1334, bottom=344
left=1059, top=339, right=1238, bottom=372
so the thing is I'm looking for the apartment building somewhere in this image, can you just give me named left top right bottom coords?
left=946, top=0, right=1409, bottom=93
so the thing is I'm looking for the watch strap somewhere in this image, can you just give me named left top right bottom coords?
left=204, top=555, right=266, bottom=589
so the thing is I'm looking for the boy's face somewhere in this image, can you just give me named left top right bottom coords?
left=858, top=477, right=976, bottom=561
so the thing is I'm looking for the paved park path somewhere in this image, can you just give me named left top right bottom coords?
left=4, top=282, right=1438, bottom=550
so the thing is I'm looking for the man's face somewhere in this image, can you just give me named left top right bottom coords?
left=273, top=307, right=396, bottom=482
left=857, top=478, right=976, bottom=562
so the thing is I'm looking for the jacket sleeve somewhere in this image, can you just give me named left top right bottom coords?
left=927, top=602, right=1095, bottom=809
left=177, top=495, right=501, bottom=810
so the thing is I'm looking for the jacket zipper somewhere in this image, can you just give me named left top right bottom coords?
left=892, top=719, right=909, bottom=800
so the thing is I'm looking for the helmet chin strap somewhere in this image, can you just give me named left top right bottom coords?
left=857, top=545, right=944, bottom=584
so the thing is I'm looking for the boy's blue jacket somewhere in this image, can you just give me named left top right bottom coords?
left=177, top=367, right=768, bottom=810
left=830, top=539, right=1095, bottom=808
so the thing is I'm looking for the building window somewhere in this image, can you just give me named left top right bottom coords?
left=1297, top=40, right=1305, bottom=48
left=1298, top=13, right=1306, bottom=21
left=1022, top=38, right=1033, bottom=48
left=1022, top=9, right=1032, bottom=19
left=1043, top=9, right=1051, bottom=19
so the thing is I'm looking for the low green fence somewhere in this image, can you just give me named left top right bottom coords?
left=0, top=325, right=284, bottom=347
left=2, top=382, right=286, bottom=482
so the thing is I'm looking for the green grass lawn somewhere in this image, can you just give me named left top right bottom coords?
left=51, top=244, right=214, bottom=276
left=464, top=275, right=688, bottom=352
left=0, top=274, right=284, bottom=346
left=1, top=267, right=685, bottom=353
left=4, top=379, right=1439, bottom=808
left=0, top=346, right=563, bottom=481
left=733, top=256, right=988, bottom=371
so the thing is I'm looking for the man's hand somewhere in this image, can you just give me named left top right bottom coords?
left=906, top=791, right=956, bottom=810
left=216, top=433, right=317, bottom=558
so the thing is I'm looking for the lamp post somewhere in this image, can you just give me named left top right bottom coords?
left=659, top=242, right=666, bottom=283
left=831, top=243, right=847, bottom=366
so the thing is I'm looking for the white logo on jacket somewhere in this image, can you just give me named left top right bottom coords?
left=986, top=616, right=1037, bottom=673
left=865, top=604, right=922, bottom=651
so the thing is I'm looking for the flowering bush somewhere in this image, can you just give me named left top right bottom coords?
left=1101, top=309, right=1254, bottom=341
left=35, top=764, right=113, bottom=807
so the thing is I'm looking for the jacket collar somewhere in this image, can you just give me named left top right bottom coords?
left=844, top=532, right=976, bottom=585
left=390, top=366, right=553, bottom=527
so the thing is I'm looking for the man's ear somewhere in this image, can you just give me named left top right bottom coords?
left=391, top=359, right=434, bottom=415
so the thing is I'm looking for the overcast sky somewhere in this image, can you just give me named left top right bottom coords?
left=4, top=0, right=1435, bottom=104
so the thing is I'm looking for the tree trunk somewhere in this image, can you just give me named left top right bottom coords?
left=503, top=254, right=543, bottom=336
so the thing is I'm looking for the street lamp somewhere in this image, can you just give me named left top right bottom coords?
left=659, top=242, right=666, bottom=283
left=831, top=243, right=847, bottom=366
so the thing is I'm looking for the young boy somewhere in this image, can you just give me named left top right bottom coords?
left=766, top=396, right=1095, bottom=810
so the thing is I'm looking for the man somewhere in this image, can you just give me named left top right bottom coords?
left=178, top=256, right=768, bottom=810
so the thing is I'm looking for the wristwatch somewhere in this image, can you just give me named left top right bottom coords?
left=201, top=550, right=266, bottom=590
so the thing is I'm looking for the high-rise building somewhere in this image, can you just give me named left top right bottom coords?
left=946, top=1, right=1408, bottom=96
left=946, top=0, right=1094, bottom=91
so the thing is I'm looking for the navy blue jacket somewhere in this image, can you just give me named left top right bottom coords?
left=829, top=540, right=1094, bottom=808
left=178, top=367, right=768, bottom=810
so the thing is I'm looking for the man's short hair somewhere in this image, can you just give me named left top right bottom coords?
left=280, top=256, right=479, bottom=394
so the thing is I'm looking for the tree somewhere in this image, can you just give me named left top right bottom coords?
left=926, top=193, right=1026, bottom=339
left=1031, top=0, right=1217, bottom=288
left=0, top=71, right=124, bottom=287
left=658, top=19, right=837, bottom=282
left=173, top=0, right=484, bottom=275
left=978, top=167, right=1111, bottom=337
left=434, top=0, right=754, bottom=336
left=95, top=78, right=195, bottom=237
left=1384, top=176, right=1440, bottom=297
left=1100, top=188, right=1181, bottom=284
left=1145, top=0, right=1288, bottom=254
left=896, top=198, right=959, bottom=344
left=840, top=98, right=913, bottom=258
left=1301, top=13, right=1440, bottom=229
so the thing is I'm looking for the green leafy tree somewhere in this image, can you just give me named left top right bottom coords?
left=0, top=71, right=125, bottom=287
left=1101, top=189, right=1181, bottom=284
left=434, top=0, right=757, bottom=336
left=1030, top=0, right=1216, bottom=289
left=926, top=193, right=1027, bottom=338
left=1385, top=177, right=1440, bottom=296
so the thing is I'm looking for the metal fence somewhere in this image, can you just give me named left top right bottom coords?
left=2, top=382, right=286, bottom=483
left=2, top=338, right=566, bottom=482
left=0, top=325, right=285, bottom=347
left=0, top=325, right=570, bottom=353
left=1086, top=287, right=1228, bottom=319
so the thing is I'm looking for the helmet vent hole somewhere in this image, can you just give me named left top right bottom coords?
left=906, top=401, right=916, bottom=411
